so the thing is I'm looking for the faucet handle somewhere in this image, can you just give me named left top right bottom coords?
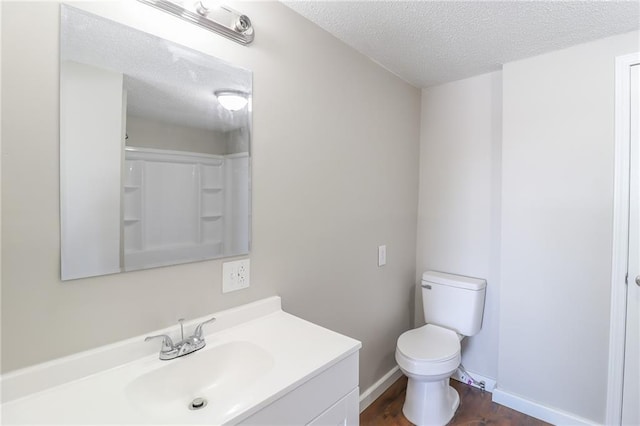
left=178, top=318, right=185, bottom=341
left=194, top=317, right=217, bottom=339
left=144, top=334, right=175, bottom=352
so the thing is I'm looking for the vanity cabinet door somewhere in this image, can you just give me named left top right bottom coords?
left=238, top=353, right=359, bottom=426
left=307, top=387, right=359, bottom=426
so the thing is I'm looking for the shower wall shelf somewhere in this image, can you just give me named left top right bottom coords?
left=123, top=147, right=226, bottom=271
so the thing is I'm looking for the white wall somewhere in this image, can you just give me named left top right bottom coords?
left=499, top=31, right=639, bottom=423
left=417, top=71, right=502, bottom=379
left=0, top=0, right=421, bottom=399
left=224, top=154, right=250, bottom=255
left=417, top=32, right=640, bottom=423
left=60, top=60, right=124, bottom=280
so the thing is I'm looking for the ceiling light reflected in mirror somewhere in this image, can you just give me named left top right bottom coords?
left=215, top=90, right=248, bottom=112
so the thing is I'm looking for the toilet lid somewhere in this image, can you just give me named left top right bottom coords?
left=397, top=324, right=460, bottom=362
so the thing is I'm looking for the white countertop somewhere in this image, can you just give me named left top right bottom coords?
left=0, top=297, right=361, bottom=425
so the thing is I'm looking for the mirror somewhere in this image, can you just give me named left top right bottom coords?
left=60, top=5, right=251, bottom=280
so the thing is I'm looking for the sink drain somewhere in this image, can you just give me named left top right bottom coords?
left=188, top=397, right=208, bottom=410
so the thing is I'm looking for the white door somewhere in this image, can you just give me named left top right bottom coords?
left=622, top=63, right=640, bottom=426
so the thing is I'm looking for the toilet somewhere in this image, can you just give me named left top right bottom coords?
left=395, top=271, right=486, bottom=426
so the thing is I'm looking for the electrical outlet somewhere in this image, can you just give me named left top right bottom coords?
left=222, top=259, right=250, bottom=293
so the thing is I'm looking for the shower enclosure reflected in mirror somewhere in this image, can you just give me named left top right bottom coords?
left=60, top=5, right=251, bottom=280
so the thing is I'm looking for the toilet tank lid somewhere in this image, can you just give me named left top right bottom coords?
left=422, top=271, right=486, bottom=290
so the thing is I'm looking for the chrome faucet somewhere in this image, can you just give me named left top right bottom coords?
left=145, top=316, right=217, bottom=360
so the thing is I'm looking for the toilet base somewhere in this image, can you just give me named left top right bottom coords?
left=402, top=377, right=460, bottom=426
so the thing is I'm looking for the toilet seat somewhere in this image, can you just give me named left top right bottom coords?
left=396, top=324, right=461, bottom=376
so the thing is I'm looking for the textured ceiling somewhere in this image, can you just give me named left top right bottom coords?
left=283, top=1, right=640, bottom=88
left=61, top=5, right=251, bottom=132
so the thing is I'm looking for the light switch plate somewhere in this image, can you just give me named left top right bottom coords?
left=222, top=259, right=250, bottom=293
left=378, top=245, right=387, bottom=267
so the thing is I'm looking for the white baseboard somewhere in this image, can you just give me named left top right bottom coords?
left=359, top=366, right=403, bottom=412
left=359, top=367, right=598, bottom=425
left=492, top=388, right=599, bottom=426
left=450, top=369, right=496, bottom=393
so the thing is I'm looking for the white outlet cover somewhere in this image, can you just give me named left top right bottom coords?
left=222, top=259, right=250, bottom=293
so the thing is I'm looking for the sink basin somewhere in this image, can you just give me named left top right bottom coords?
left=126, top=341, right=274, bottom=419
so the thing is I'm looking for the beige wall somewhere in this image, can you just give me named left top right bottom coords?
left=0, top=0, right=421, bottom=400
left=417, top=71, right=502, bottom=379
left=125, top=115, right=229, bottom=155
left=500, top=31, right=639, bottom=423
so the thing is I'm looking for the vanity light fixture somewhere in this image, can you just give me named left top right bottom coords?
left=137, top=0, right=254, bottom=45
left=215, top=90, right=249, bottom=111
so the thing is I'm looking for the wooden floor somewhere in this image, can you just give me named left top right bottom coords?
left=360, top=376, right=551, bottom=426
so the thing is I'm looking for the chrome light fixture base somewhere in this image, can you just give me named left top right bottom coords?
left=137, top=0, right=254, bottom=45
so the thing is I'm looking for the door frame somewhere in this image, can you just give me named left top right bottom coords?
left=607, top=51, right=640, bottom=425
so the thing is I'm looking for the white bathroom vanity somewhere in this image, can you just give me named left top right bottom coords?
left=0, top=297, right=361, bottom=425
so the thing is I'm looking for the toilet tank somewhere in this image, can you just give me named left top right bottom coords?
left=421, top=271, right=486, bottom=336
